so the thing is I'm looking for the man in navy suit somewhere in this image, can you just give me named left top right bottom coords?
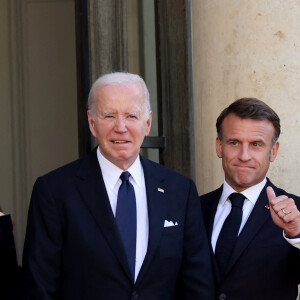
left=0, top=212, right=19, bottom=299
left=23, top=72, right=214, bottom=299
left=200, top=97, right=300, bottom=300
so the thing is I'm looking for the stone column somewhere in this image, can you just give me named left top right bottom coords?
left=87, top=0, right=128, bottom=82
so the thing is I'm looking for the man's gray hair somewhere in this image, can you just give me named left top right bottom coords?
left=88, top=72, right=151, bottom=118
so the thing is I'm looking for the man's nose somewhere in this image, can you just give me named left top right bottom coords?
left=114, top=116, right=127, bottom=132
left=239, top=144, right=251, bottom=161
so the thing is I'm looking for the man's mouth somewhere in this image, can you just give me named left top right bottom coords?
left=236, top=165, right=254, bottom=169
left=112, top=140, right=128, bottom=144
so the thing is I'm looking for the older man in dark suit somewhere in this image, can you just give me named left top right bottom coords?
left=23, top=72, right=214, bottom=299
left=200, top=98, right=300, bottom=300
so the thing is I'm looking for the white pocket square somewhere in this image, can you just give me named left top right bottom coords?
left=164, top=220, right=178, bottom=227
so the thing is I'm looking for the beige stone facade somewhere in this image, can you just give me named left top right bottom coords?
left=192, top=0, right=300, bottom=197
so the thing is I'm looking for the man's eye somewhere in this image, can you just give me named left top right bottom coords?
left=105, top=115, right=114, bottom=119
left=253, top=142, right=259, bottom=147
left=128, top=115, right=137, bottom=119
left=230, top=141, right=238, bottom=146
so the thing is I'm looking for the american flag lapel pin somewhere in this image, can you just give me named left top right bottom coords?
left=158, top=188, right=164, bottom=193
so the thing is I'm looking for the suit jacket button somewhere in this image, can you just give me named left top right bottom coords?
left=219, top=293, right=226, bottom=300
left=132, top=291, right=139, bottom=299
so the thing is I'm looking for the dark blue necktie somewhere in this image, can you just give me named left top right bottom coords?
left=116, top=171, right=137, bottom=280
left=215, top=193, right=245, bottom=278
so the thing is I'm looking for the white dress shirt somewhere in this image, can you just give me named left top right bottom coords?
left=211, top=178, right=266, bottom=252
left=97, top=148, right=149, bottom=281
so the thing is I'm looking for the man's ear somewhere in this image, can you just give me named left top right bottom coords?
left=270, top=141, right=279, bottom=162
left=144, top=111, right=153, bottom=136
left=87, top=110, right=96, bottom=137
left=216, top=137, right=223, bottom=158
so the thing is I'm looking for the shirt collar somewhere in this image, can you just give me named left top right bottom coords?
left=220, top=178, right=267, bottom=206
left=96, top=147, right=143, bottom=190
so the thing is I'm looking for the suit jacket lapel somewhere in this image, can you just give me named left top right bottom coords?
left=225, top=181, right=271, bottom=275
left=201, top=187, right=224, bottom=282
left=204, top=187, right=223, bottom=241
left=135, top=157, right=167, bottom=285
left=76, top=149, right=133, bottom=281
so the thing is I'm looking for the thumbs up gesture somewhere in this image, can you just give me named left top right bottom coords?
left=267, top=186, right=300, bottom=238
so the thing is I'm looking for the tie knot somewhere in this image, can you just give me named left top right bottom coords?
left=229, top=193, right=245, bottom=209
left=120, top=171, right=131, bottom=182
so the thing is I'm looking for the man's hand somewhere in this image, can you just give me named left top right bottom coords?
left=0, top=212, right=4, bottom=216
left=267, top=186, right=300, bottom=237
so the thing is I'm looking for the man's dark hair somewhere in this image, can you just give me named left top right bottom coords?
left=216, top=97, right=281, bottom=144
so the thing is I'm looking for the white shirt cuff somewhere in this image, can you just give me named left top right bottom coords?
left=283, top=231, right=300, bottom=249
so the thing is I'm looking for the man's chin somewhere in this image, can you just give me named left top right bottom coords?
left=110, top=153, right=139, bottom=169
left=235, top=181, right=253, bottom=191
left=230, top=176, right=253, bottom=191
